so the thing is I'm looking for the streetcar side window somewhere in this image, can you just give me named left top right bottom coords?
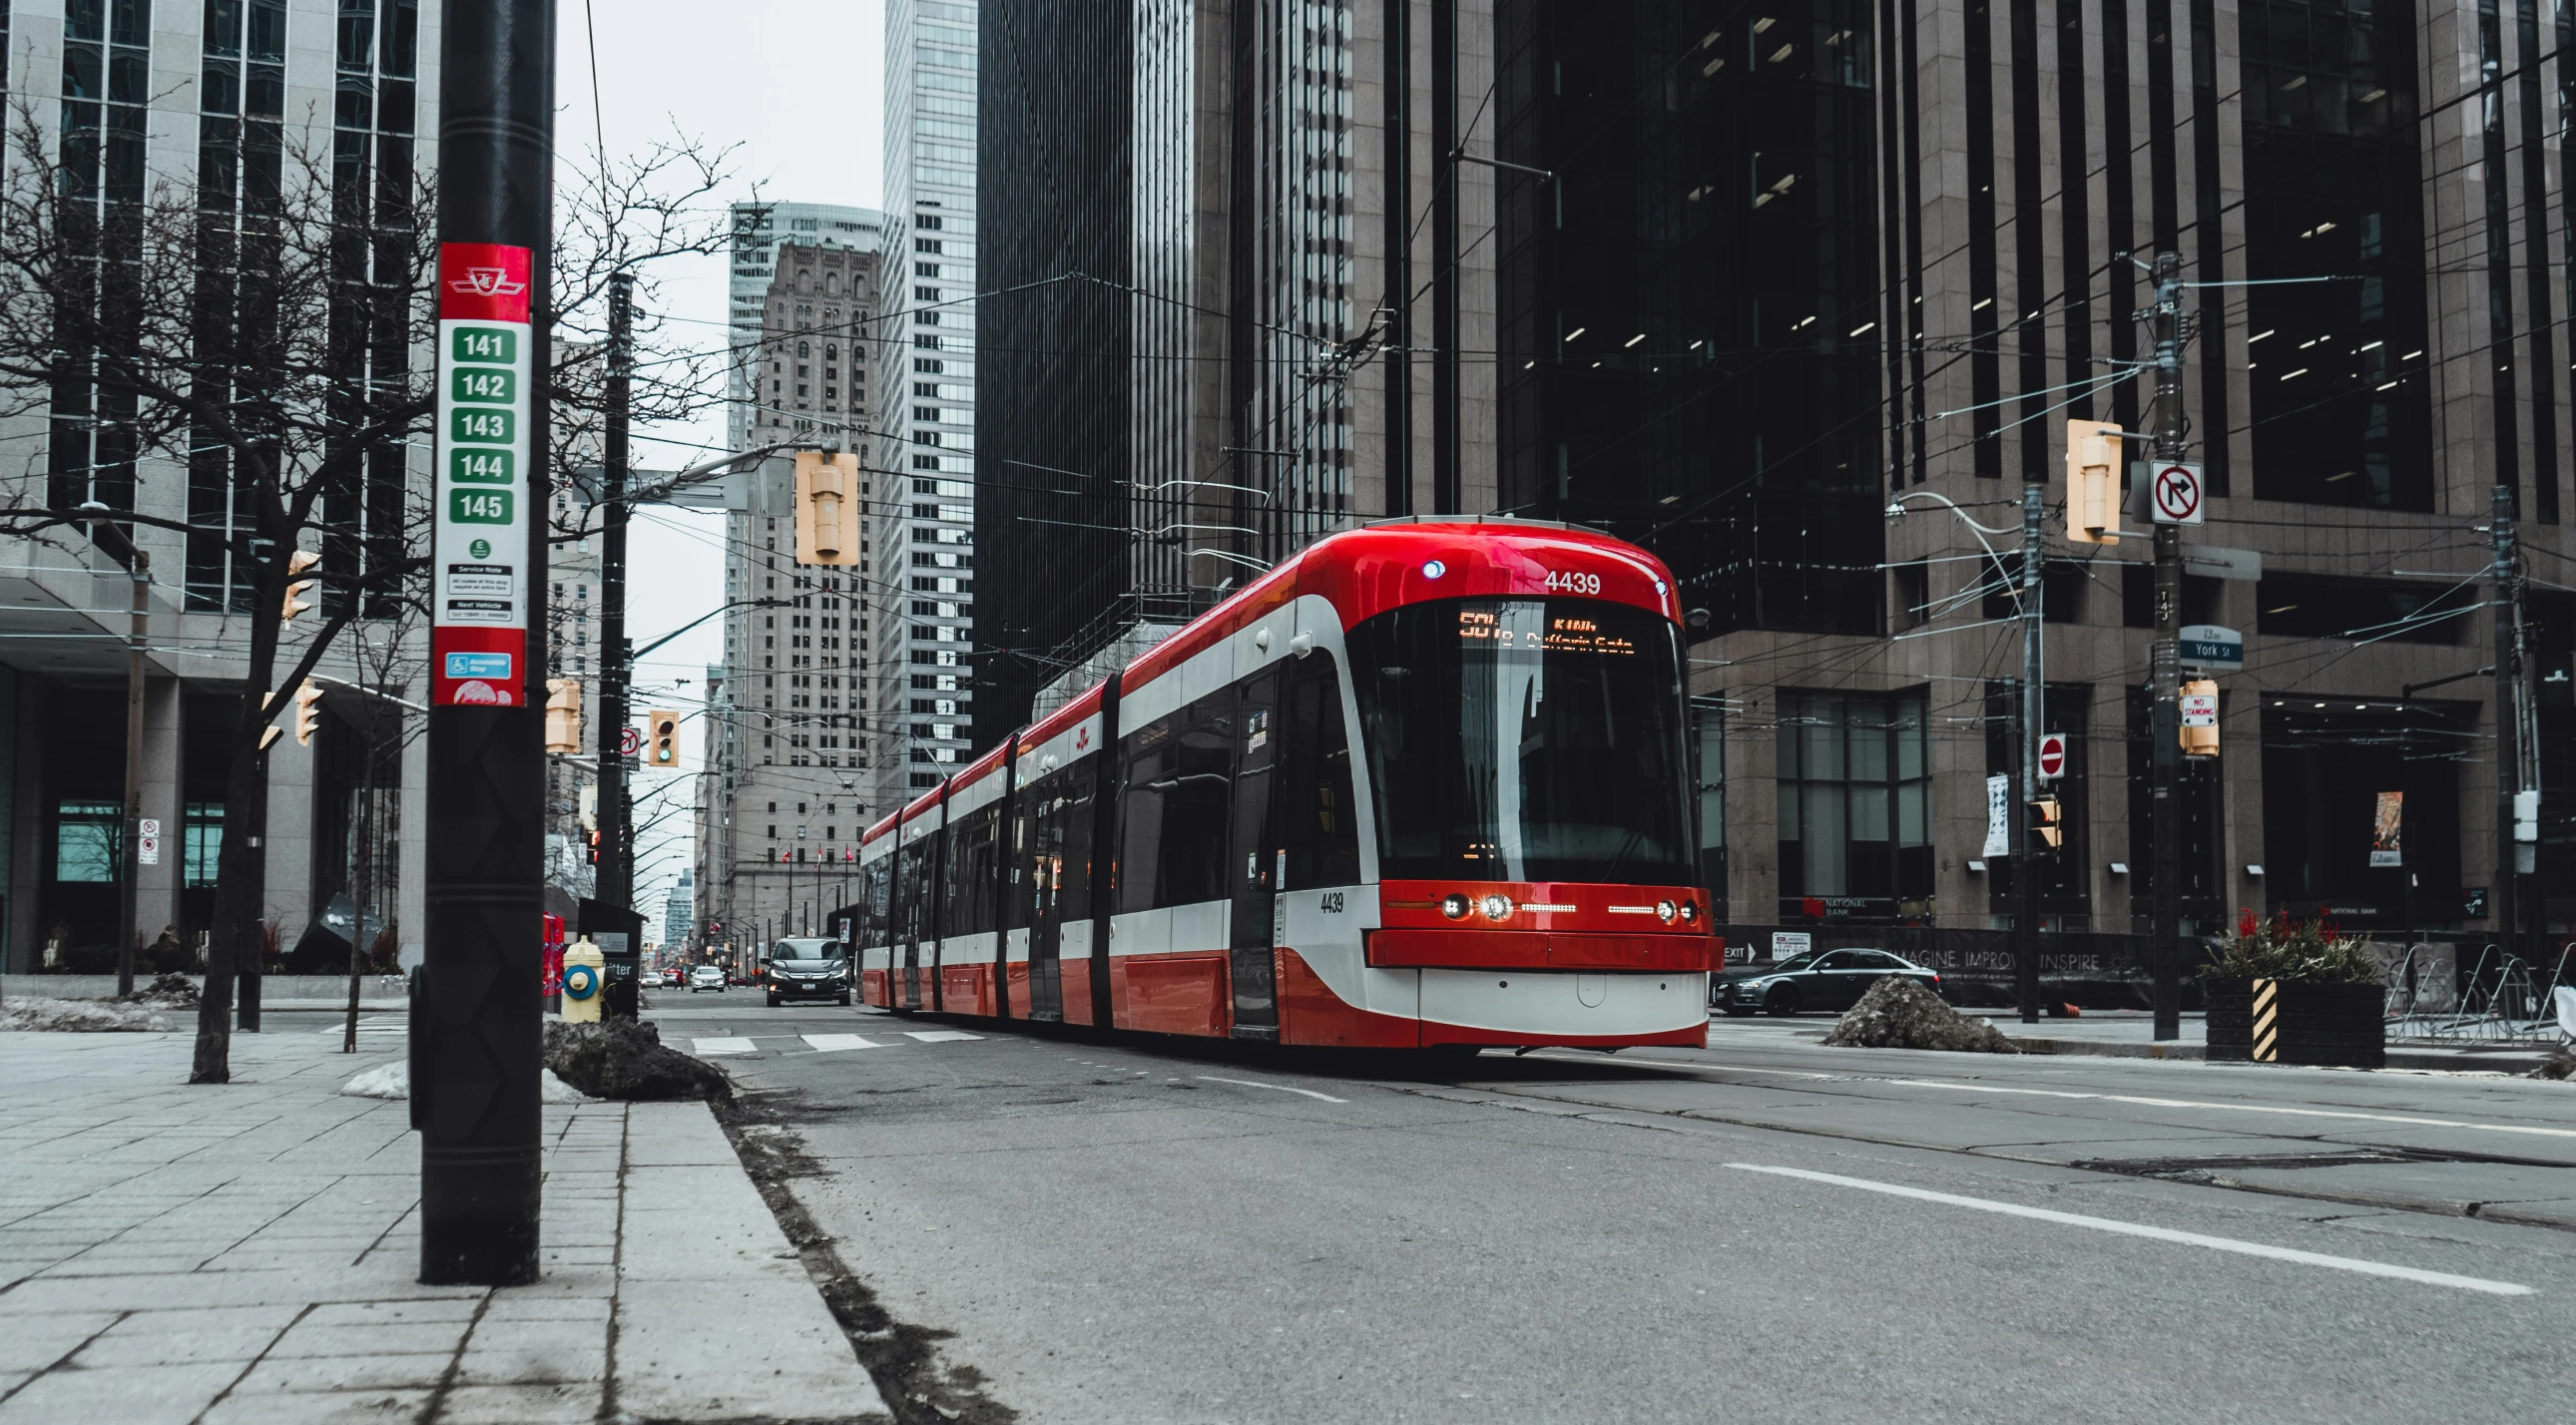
left=859, top=857, right=890, bottom=948
left=1283, top=657, right=1361, bottom=888
left=1118, top=696, right=1233, bottom=911
left=943, top=803, right=1000, bottom=936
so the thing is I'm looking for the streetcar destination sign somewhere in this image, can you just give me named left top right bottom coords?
left=430, top=242, right=534, bottom=707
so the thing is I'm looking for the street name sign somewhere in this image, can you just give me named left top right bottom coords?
left=2179, top=624, right=2244, bottom=669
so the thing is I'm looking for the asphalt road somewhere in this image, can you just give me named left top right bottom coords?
left=645, top=995, right=2576, bottom=1423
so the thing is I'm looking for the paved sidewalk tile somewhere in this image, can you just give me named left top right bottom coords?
left=0, top=1026, right=889, bottom=1422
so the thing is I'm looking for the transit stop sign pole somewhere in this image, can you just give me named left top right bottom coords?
left=417, top=0, right=554, bottom=1287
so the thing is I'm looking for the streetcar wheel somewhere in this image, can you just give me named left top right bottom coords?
left=1764, top=984, right=1803, bottom=1017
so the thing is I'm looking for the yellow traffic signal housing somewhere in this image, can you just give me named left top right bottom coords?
left=2028, top=796, right=2064, bottom=851
left=280, top=549, right=320, bottom=623
left=544, top=678, right=583, bottom=754
left=292, top=679, right=323, bottom=746
left=793, top=450, right=861, bottom=566
left=2180, top=678, right=2221, bottom=758
left=2064, top=419, right=2124, bottom=545
left=646, top=709, right=680, bottom=768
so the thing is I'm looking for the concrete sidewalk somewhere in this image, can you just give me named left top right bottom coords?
left=0, top=1025, right=887, bottom=1424
left=1988, top=1011, right=2555, bottom=1071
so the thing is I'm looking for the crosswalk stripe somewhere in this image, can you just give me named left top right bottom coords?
left=692, top=1037, right=759, bottom=1056
left=902, top=1030, right=983, bottom=1043
left=801, top=1033, right=883, bottom=1052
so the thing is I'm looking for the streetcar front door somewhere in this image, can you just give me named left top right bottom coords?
left=1228, top=670, right=1283, bottom=1040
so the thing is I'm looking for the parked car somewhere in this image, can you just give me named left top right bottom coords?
left=766, top=955, right=851, bottom=1008
left=689, top=965, right=728, bottom=994
left=1715, top=949, right=1940, bottom=1017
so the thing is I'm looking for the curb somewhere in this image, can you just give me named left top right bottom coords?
left=2008, top=1035, right=2552, bottom=1074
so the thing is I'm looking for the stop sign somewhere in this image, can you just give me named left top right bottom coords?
left=2037, top=732, right=2068, bottom=781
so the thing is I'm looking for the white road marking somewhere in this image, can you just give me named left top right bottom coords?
left=1198, top=1076, right=1347, bottom=1104
left=1524, top=1051, right=1835, bottom=1080
left=801, top=1034, right=882, bottom=1052
left=1727, top=1163, right=2533, bottom=1297
left=1883, top=1078, right=2576, bottom=1141
left=903, top=1030, right=983, bottom=1043
left=692, top=1037, right=759, bottom=1057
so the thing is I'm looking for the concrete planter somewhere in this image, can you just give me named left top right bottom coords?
left=2205, top=977, right=2385, bottom=1069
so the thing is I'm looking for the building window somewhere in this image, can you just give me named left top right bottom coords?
left=1776, top=691, right=1930, bottom=918
left=184, top=802, right=225, bottom=888
left=53, top=801, right=120, bottom=883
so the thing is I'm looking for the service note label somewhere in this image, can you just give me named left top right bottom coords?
left=430, top=242, right=534, bottom=707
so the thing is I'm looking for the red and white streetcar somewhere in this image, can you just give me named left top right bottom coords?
left=852, top=518, right=1720, bottom=1050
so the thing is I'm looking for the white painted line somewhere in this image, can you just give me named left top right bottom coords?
left=902, top=1030, right=983, bottom=1043
left=1527, top=1052, right=1837, bottom=1080
left=692, top=1037, right=759, bottom=1057
left=801, top=1034, right=882, bottom=1052
left=1882, top=1078, right=2576, bottom=1142
left=1727, top=1163, right=2533, bottom=1297
left=1199, top=1076, right=1348, bottom=1104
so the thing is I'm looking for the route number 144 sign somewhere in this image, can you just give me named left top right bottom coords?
left=430, top=243, right=534, bottom=708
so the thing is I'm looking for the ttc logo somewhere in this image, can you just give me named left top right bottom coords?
left=447, top=266, right=526, bottom=298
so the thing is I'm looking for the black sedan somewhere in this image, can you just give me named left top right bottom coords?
left=766, top=956, right=852, bottom=1007
left=1715, top=949, right=1941, bottom=1017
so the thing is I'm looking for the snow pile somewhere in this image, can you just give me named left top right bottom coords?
left=340, top=1062, right=592, bottom=1103
left=543, top=1018, right=731, bottom=1102
left=1821, top=976, right=2021, bottom=1054
left=120, top=973, right=202, bottom=1007
left=0, top=996, right=171, bottom=1033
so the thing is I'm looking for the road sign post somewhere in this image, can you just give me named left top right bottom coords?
left=2036, top=733, right=2067, bottom=782
left=2149, top=461, right=2205, bottom=526
left=419, top=0, right=553, bottom=1288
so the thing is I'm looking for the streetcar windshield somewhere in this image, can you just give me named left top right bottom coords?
left=1347, top=596, right=1692, bottom=884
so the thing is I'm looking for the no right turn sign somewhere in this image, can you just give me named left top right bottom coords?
left=2151, top=462, right=2206, bottom=525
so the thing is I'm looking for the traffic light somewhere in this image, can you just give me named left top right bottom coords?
left=2064, top=420, right=2123, bottom=545
left=793, top=450, right=861, bottom=566
left=646, top=710, right=680, bottom=767
left=279, top=549, right=320, bottom=623
left=544, top=679, right=583, bottom=753
left=2180, top=678, right=2220, bottom=757
left=2027, top=796, right=2063, bottom=852
left=292, top=679, right=323, bottom=746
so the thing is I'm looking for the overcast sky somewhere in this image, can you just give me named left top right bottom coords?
left=560, top=1, right=887, bottom=934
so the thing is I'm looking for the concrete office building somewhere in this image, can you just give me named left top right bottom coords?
left=728, top=203, right=886, bottom=454
left=1, top=1, right=437, bottom=972
left=971, top=1, right=2570, bottom=981
left=699, top=233, right=886, bottom=951
left=868, top=0, right=983, bottom=814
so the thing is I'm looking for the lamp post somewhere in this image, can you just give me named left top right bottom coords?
left=77, top=502, right=150, bottom=998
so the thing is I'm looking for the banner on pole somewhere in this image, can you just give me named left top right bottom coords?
left=429, top=242, right=534, bottom=708
left=2370, top=791, right=2404, bottom=868
left=1983, top=774, right=2012, bottom=857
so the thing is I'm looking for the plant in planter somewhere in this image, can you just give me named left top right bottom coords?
left=2202, top=909, right=2387, bottom=1068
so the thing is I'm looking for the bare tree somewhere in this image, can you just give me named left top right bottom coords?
left=0, top=101, right=745, bottom=1083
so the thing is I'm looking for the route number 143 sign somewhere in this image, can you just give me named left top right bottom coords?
left=430, top=243, right=534, bottom=708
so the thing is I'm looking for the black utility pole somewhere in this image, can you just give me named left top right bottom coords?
left=81, top=506, right=150, bottom=997
left=594, top=271, right=635, bottom=912
left=2148, top=251, right=2187, bottom=1041
left=420, top=0, right=553, bottom=1288
left=1430, top=0, right=1459, bottom=514
left=2491, top=484, right=2526, bottom=964
left=2015, top=483, right=2043, bottom=1023
left=1383, top=0, right=1410, bottom=516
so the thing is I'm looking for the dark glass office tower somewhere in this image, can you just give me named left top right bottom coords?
left=1493, top=0, right=1884, bottom=636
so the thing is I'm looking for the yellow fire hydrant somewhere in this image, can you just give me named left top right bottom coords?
left=561, top=938, right=605, bottom=1023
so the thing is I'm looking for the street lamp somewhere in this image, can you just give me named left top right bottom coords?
left=76, top=501, right=150, bottom=998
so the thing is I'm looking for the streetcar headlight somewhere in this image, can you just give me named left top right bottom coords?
left=1441, top=893, right=1470, bottom=920
left=1479, top=894, right=1514, bottom=922
left=1656, top=899, right=1677, bottom=924
left=1679, top=900, right=1699, bottom=924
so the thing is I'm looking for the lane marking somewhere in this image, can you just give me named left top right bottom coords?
left=1523, top=1051, right=1836, bottom=1080
left=1727, top=1163, right=2533, bottom=1297
left=801, top=1034, right=882, bottom=1052
left=692, top=1037, right=758, bottom=1057
left=1881, top=1079, right=2576, bottom=1142
left=1199, top=1076, right=1348, bottom=1104
left=903, top=1030, right=983, bottom=1043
